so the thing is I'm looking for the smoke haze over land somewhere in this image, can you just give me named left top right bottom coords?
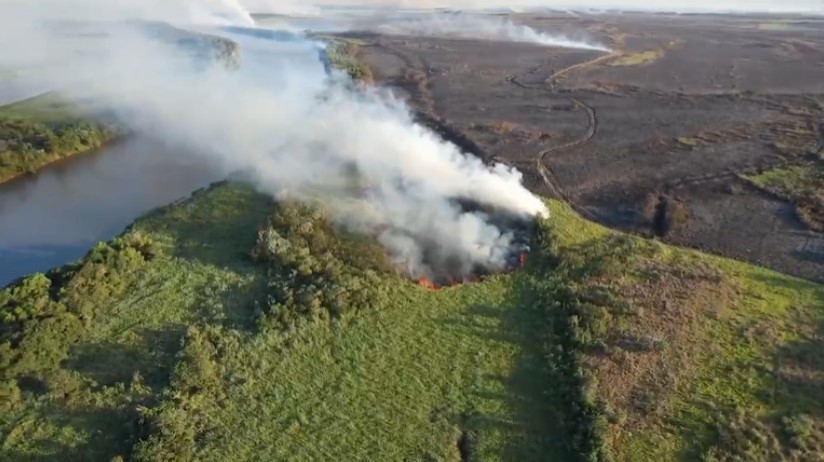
left=238, top=0, right=824, bottom=15
left=5, top=0, right=818, bottom=278
left=370, top=13, right=609, bottom=50
left=0, top=0, right=549, bottom=280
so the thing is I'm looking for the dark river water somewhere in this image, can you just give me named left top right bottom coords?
left=0, top=138, right=227, bottom=286
left=0, top=24, right=329, bottom=287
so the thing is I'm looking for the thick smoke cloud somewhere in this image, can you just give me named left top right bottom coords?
left=0, top=0, right=546, bottom=280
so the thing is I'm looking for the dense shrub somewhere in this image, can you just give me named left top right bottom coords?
left=325, top=41, right=373, bottom=83
left=700, top=409, right=824, bottom=461
left=175, top=34, right=241, bottom=71
left=251, top=201, right=392, bottom=331
left=133, top=200, right=395, bottom=460
left=0, top=116, right=116, bottom=181
left=133, top=326, right=226, bottom=462
left=639, top=193, right=688, bottom=237
left=0, top=232, right=159, bottom=386
left=524, top=221, right=612, bottom=462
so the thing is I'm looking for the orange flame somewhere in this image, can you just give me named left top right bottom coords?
left=418, top=277, right=437, bottom=290
left=519, top=252, right=527, bottom=268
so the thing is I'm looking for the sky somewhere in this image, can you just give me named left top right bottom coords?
left=240, top=0, right=824, bottom=15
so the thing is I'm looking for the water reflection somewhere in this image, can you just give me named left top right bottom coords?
left=0, top=137, right=227, bottom=286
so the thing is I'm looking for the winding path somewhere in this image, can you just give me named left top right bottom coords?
left=506, top=53, right=609, bottom=221
left=534, top=98, right=599, bottom=220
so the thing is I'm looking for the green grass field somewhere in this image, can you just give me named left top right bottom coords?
left=2, top=180, right=823, bottom=461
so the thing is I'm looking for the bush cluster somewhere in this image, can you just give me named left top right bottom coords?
left=133, top=201, right=395, bottom=460
left=524, top=223, right=617, bottom=462
left=325, top=41, right=373, bottom=83
left=176, top=34, right=241, bottom=71
left=0, top=231, right=159, bottom=401
left=701, top=409, right=824, bottom=461
left=251, top=200, right=393, bottom=331
left=0, top=117, right=115, bottom=180
left=132, top=325, right=227, bottom=462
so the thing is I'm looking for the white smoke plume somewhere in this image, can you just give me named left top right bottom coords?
left=370, top=13, right=610, bottom=50
left=0, top=0, right=547, bottom=280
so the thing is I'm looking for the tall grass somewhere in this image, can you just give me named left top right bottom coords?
left=3, top=182, right=824, bottom=461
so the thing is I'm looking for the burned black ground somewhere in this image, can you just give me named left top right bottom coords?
left=344, top=12, right=824, bottom=281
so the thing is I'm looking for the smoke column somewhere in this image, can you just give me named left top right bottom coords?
left=371, top=13, right=610, bottom=50
left=0, top=0, right=547, bottom=280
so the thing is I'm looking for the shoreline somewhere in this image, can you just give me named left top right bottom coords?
left=0, top=133, right=127, bottom=186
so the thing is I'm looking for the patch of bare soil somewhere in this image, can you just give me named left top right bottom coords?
left=581, top=254, right=733, bottom=457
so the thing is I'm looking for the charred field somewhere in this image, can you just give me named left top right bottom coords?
left=342, top=12, right=824, bottom=282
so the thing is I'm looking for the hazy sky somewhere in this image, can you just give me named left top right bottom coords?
left=240, top=0, right=824, bottom=14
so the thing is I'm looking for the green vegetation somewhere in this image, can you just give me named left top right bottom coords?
left=608, top=50, right=664, bottom=67
left=0, top=26, right=239, bottom=184
left=675, top=136, right=700, bottom=148
left=324, top=40, right=374, bottom=83
left=746, top=165, right=824, bottom=230
left=0, top=93, right=119, bottom=183
left=756, top=22, right=792, bottom=31
left=0, top=182, right=272, bottom=460
left=132, top=198, right=596, bottom=461
left=2, top=179, right=823, bottom=461
left=541, top=199, right=824, bottom=461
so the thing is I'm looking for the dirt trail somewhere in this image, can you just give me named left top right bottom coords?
left=534, top=99, right=601, bottom=220
left=506, top=52, right=610, bottom=220
left=546, top=51, right=623, bottom=84
left=507, top=50, right=622, bottom=89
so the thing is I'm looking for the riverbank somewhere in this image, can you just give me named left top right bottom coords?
left=0, top=135, right=227, bottom=287
left=0, top=24, right=243, bottom=185
left=0, top=93, right=120, bottom=184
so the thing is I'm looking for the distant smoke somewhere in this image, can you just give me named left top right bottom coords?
left=240, top=0, right=323, bottom=16
left=372, top=13, right=610, bottom=50
left=237, top=0, right=823, bottom=15
left=214, top=0, right=256, bottom=25
left=0, top=0, right=547, bottom=280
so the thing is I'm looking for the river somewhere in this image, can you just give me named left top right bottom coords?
left=0, top=23, right=331, bottom=287
left=0, top=138, right=228, bottom=286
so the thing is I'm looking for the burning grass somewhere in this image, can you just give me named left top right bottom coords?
left=403, top=198, right=536, bottom=289
left=416, top=251, right=527, bottom=290
left=3, top=182, right=824, bottom=461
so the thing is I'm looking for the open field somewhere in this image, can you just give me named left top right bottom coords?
left=343, top=12, right=824, bottom=282
left=2, top=180, right=823, bottom=461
